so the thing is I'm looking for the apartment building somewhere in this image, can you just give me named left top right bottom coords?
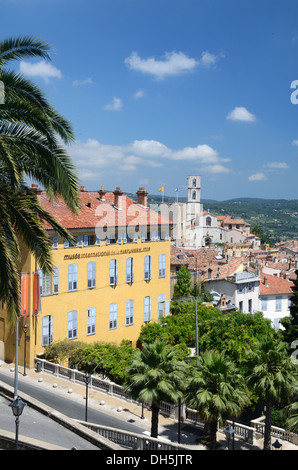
left=0, top=185, right=172, bottom=368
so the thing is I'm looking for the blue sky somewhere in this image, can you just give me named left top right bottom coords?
left=2, top=0, right=298, bottom=201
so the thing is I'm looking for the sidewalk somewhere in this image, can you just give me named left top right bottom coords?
left=1, top=360, right=297, bottom=451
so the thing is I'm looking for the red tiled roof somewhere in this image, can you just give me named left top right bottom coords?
left=37, top=189, right=171, bottom=230
left=259, top=273, right=294, bottom=295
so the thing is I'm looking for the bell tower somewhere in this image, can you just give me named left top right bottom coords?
left=187, top=175, right=201, bottom=223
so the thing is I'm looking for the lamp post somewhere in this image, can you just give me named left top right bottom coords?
left=83, top=372, right=91, bottom=421
left=23, top=324, right=29, bottom=376
left=9, top=396, right=26, bottom=450
left=224, top=424, right=235, bottom=450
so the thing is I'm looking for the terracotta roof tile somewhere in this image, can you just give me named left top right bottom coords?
left=37, top=189, right=171, bottom=231
left=259, top=273, right=294, bottom=295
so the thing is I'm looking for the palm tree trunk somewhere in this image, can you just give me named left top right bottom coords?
left=151, top=403, right=160, bottom=438
left=209, top=419, right=218, bottom=450
left=263, top=401, right=272, bottom=450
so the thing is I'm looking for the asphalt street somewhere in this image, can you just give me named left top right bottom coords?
left=0, top=367, right=150, bottom=437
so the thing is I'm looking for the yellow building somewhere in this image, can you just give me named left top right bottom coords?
left=0, top=185, right=172, bottom=368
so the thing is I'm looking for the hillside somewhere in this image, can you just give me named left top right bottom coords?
left=144, top=195, right=298, bottom=244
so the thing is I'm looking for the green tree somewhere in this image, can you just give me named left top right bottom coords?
left=280, top=270, right=298, bottom=351
left=245, top=337, right=297, bottom=450
left=0, top=36, right=79, bottom=322
left=184, top=350, right=249, bottom=449
left=173, top=265, right=191, bottom=298
left=124, top=340, right=187, bottom=438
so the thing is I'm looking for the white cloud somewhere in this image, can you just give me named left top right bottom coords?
left=124, top=51, right=198, bottom=80
left=264, top=162, right=289, bottom=170
left=292, top=139, right=298, bottom=146
left=68, top=138, right=230, bottom=177
left=19, top=60, right=62, bottom=83
left=227, top=106, right=256, bottom=122
left=248, top=172, right=268, bottom=181
left=104, top=97, right=123, bottom=111
left=72, top=77, right=94, bottom=86
left=134, top=89, right=146, bottom=99
left=199, top=51, right=224, bottom=67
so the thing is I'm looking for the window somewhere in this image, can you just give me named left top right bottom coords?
left=109, top=303, right=117, bottom=329
left=159, top=254, right=166, bottom=278
left=87, top=307, right=96, bottom=335
left=42, top=316, right=53, bottom=346
left=192, top=190, right=196, bottom=200
left=126, top=300, right=134, bottom=326
left=206, top=217, right=211, bottom=227
left=261, top=296, right=268, bottom=311
left=68, top=311, right=77, bottom=339
left=158, top=294, right=165, bottom=318
left=126, top=257, right=134, bottom=283
left=68, top=264, right=78, bottom=291
left=192, top=178, right=196, bottom=187
left=77, top=235, right=83, bottom=247
left=64, top=238, right=75, bottom=248
left=144, top=296, right=151, bottom=322
left=275, top=296, right=282, bottom=312
left=52, top=236, right=58, bottom=249
left=53, top=267, right=59, bottom=294
left=239, top=301, right=243, bottom=313
left=109, top=259, right=118, bottom=286
left=144, top=255, right=151, bottom=280
left=248, top=299, right=252, bottom=313
left=96, top=235, right=101, bottom=246
left=84, top=235, right=94, bottom=246
left=39, top=267, right=59, bottom=296
left=87, top=262, right=96, bottom=288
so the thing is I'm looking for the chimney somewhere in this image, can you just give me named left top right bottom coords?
left=113, top=187, right=123, bottom=211
left=219, top=293, right=226, bottom=308
left=98, top=186, right=106, bottom=201
left=80, top=186, right=86, bottom=191
left=136, top=187, right=148, bottom=207
left=31, top=184, right=42, bottom=195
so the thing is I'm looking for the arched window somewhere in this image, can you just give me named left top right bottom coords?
left=192, top=190, right=196, bottom=200
left=206, top=216, right=211, bottom=227
left=192, top=178, right=196, bottom=187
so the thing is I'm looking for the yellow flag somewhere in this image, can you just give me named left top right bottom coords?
left=158, top=187, right=164, bottom=192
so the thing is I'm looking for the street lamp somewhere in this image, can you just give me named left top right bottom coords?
left=23, top=324, right=29, bottom=376
left=83, top=372, right=91, bottom=421
left=9, top=396, right=26, bottom=450
left=224, top=424, right=235, bottom=450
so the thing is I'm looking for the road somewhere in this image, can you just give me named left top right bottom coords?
left=0, top=368, right=149, bottom=437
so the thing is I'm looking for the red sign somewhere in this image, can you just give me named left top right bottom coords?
left=21, top=273, right=29, bottom=316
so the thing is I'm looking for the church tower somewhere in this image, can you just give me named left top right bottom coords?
left=187, top=175, right=201, bottom=204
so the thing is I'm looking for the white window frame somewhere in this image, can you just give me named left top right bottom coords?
left=261, top=296, right=268, bottom=311
left=87, top=307, right=96, bottom=335
left=42, top=315, right=53, bottom=346
left=159, top=254, right=166, bottom=278
left=87, top=261, right=96, bottom=289
left=109, top=303, right=117, bottom=329
left=52, top=236, right=58, bottom=249
left=77, top=235, right=83, bottom=247
left=275, top=295, right=282, bottom=312
left=68, top=310, right=77, bottom=339
left=144, top=296, right=151, bottom=322
left=126, top=257, right=134, bottom=283
left=68, top=264, right=78, bottom=292
left=109, top=259, right=118, bottom=286
left=53, top=266, right=59, bottom=294
left=144, top=255, right=151, bottom=280
left=158, top=294, right=165, bottom=318
left=126, top=300, right=134, bottom=326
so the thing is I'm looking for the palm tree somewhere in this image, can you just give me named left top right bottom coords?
left=124, top=340, right=187, bottom=438
left=184, top=350, right=249, bottom=450
left=0, top=36, right=79, bottom=322
left=245, top=337, right=297, bottom=450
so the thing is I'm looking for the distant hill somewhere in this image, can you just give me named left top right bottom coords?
left=146, top=194, right=298, bottom=243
